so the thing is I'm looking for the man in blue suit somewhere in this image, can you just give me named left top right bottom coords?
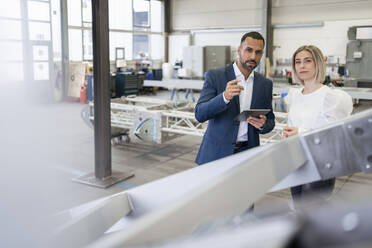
left=195, top=32, right=275, bottom=165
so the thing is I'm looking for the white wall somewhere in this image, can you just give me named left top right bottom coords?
left=170, top=0, right=372, bottom=71
left=171, top=0, right=264, bottom=30
left=192, top=29, right=261, bottom=47
left=270, top=0, right=372, bottom=68
left=171, top=0, right=372, bottom=31
left=272, top=0, right=372, bottom=24
left=190, top=28, right=262, bottom=62
left=273, top=19, right=372, bottom=66
left=170, top=0, right=265, bottom=66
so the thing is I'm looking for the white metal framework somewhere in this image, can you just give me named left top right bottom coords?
left=90, top=96, right=286, bottom=144
left=162, top=110, right=205, bottom=136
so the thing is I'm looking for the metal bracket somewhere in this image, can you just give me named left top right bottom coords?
left=303, top=111, right=372, bottom=179
left=344, top=115, right=372, bottom=174
left=303, top=125, right=354, bottom=180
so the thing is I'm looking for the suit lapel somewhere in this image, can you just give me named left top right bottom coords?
left=225, top=64, right=240, bottom=111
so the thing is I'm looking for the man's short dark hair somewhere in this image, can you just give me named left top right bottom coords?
left=240, top=31, right=265, bottom=47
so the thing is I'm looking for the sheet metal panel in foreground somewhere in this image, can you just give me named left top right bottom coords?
left=58, top=109, right=372, bottom=247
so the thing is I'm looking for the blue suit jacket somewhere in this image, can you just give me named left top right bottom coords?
left=195, top=64, right=275, bottom=165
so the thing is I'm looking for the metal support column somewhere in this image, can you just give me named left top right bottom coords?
left=261, top=0, right=273, bottom=76
left=163, top=0, right=171, bottom=62
left=20, top=0, right=32, bottom=84
left=60, top=0, right=69, bottom=100
left=265, top=0, right=273, bottom=65
left=73, top=0, right=133, bottom=188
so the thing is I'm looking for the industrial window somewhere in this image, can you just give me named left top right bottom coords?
left=28, top=1, right=50, bottom=21
left=110, top=32, right=133, bottom=61
left=110, top=0, right=132, bottom=30
left=0, top=0, right=21, bottom=19
left=67, top=0, right=164, bottom=62
left=150, top=34, right=163, bottom=60
left=133, top=34, right=149, bottom=59
left=68, top=29, right=83, bottom=61
left=150, top=0, right=162, bottom=32
left=67, top=0, right=81, bottom=27
left=133, top=0, right=150, bottom=28
left=83, top=30, right=93, bottom=61
left=0, top=0, right=53, bottom=82
left=0, top=19, right=22, bottom=40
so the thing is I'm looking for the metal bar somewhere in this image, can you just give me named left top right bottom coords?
left=169, top=118, right=184, bottom=129
left=163, top=0, right=170, bottom=62
left=72, top=0, right=134, bottom=188
left=54, top=192, right=132, bottom=248
left=68, top=25, right=163, bottom=35
left=20, top=0, right=32, bottom=84
left=163, top=111, right=196, bottom=118
left=90, top=137, right=306, bottom=247
left=92, top=0, right=111, bottom=179
left=266, top=0, right=273, bottom=66
left=26, top=19, right=51, bottom=24
left=189, top=27, right=262, bottom=34
left=0, top=16, right=25, bottom=21
left=60, top=0, right=69, bottom=99
left=28, top=0, right=51, bottom=3
left=48, top=1, right=55, bottom=99
left=260, top=0, right=268, bottom=75
left=81, top=0, right=85, bottom=60
left=273, top=22, right=324, bottom=29
left=184, top=118, right=196, bottom=129
left=57, top=110, right=372, bottom=247
left=161, top=128, right=204, bottom=137
left=271, top=109, right=372, bottom=192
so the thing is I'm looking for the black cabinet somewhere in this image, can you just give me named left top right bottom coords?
left=115, top=72, right=138, bottom=97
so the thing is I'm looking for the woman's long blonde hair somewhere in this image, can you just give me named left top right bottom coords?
left=292, top=45, right=326, bottom=84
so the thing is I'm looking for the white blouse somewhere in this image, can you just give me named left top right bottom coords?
left=284, top=85, right=353, bottom=134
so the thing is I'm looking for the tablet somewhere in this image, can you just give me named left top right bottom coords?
left=235, top=109, right=270, bottom=121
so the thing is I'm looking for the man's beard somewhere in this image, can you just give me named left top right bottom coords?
left=239, top=57, right=257, bottom=72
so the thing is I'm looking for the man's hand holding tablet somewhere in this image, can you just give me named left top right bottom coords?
left=235, top=109, right=270, bottom=129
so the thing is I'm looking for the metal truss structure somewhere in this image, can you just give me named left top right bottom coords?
left=261, top=111, right=288, bottom=144
left=56, top=109, right=372, bottom=248
left=162, top=110, right=205, bottom=137
left=90, top=96, right=286, bottom=145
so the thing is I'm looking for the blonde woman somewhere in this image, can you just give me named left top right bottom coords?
left=283, top=45, right=353, bottom=204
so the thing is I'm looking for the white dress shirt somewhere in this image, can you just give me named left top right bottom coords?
left=223, top=62, right=254, bottom=142
left=284, top=85, right=353, bottom=133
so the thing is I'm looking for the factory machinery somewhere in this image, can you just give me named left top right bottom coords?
left=344, top=25, right=372, bottom=88
left=88, top=96, right=287, bottom=145
left=56, top=108, right=372, bottom=248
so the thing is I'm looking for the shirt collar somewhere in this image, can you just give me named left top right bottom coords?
left=233, top=62, right=254, bottom=82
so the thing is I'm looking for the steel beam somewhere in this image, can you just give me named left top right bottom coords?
left=73, top=0, right=133, bottom=188
left=60, top=0, right=69, bottom=99
left=59, top=109, right=372, bottom=247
